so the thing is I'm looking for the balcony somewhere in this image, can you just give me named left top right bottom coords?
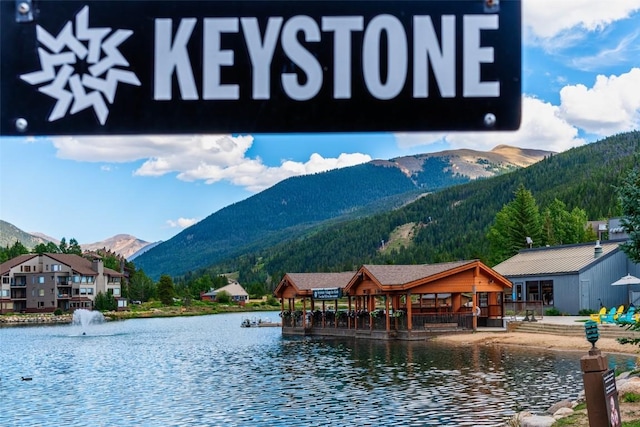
left=57, top=294, right=71, bottom=299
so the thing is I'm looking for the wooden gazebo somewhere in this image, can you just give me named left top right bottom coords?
left=274, top=272, right=355, bottom=330
left=274, top=260, right=512, bottom=340
left=345, top=260, right=512, bottom=336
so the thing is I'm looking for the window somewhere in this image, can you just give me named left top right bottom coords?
left=524, top=280, right=554, bottom=305
left=39, top=289, right=45, bottom=297
left=38, top=301, right=44, bottom=308
left=479, top=292, right=489, bottom=307
left=113, top=288, right=120, bottom=296
left=38, top=276, right=45, bottom=284
left=541, top=281, right=554, bottom=305
left=87, top=288, right=94, bottom=295
left=52, top=264, right=61, bottom=272
left=22, top=265, right=31, bottom=272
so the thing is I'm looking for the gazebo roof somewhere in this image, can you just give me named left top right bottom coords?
left=274, top=272, right=355, bottom=297
left=360, top=261, right=476, bottom=286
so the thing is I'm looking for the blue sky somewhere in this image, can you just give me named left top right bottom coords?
left=2, top=0, right=640, bottom=244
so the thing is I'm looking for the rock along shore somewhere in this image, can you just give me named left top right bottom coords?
left=0, top=313, right=73, bottom=325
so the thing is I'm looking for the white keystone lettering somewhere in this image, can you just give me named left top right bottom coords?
left=463, top=15, right=499, bottom=97
left=153, top=13, right=501, bottom=102
left=281, top=16, right=323, bottom=101
left=203, top=18, right=239, bottom=100
left=241, top=17, right=283, bottom=100
left=322, top=16, right=364, bottom=99
left=413, top=15, right=455, bottom=98
left=154, top=18, right=198, bottom=100
left=363, top=14, right=407, bottom=100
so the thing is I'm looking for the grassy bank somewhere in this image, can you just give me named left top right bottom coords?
left=104, top=299, right=281, bottom=321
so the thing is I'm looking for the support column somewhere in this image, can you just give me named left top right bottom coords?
left=407, top=292, right=412, bottom=331
left=385, top=296, right=390, bottom=332
left=472, top=285, right=478, bottom=331
left=302, top=298, right=307, bottom=329
left=581, top=347, right=612, bottom=427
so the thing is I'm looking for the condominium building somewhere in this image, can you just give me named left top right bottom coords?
left=0, top=253, right=126, bottom=314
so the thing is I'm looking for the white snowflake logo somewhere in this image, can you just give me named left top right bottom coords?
left=20, top=5, right=141, bottom=125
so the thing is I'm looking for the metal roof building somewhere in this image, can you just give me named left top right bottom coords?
left=493, top=241, right=640, bottom=315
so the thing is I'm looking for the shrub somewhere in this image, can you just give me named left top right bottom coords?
left=545, top=307, right=562, bottom=316
left=579, top=308, right=597, bottom=316
left=265, top=295, right=278, bottom=306
left=216, top=290, right=232, bottom=304
left=622, top=392, right=640, bottom=403
left=53, top=308, right=63, bottom=316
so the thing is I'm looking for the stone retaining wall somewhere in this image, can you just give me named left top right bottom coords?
left=0, top=313, right=73, bottom=325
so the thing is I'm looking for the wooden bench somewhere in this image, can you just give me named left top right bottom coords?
left=424, top=322, right=460, bottom=332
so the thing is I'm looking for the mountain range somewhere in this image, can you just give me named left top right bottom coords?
left=133, top=145, right=553, bottom=279
left=0, top=221, right=155, bottom=260
left=3, top=145, right=549, bottom=274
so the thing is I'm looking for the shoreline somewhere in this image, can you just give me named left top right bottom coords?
left=4, top=311, right=640, bottom=357
left=433, top=330, right=640, bottom=356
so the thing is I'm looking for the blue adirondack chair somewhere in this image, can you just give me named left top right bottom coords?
left=601, top=306, right=621, bottom=324
left=617, top=306, right=637, bottom=324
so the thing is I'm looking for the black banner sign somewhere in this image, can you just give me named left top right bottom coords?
left=313, top=288, right=343, bottom=300
left=1, top=0, right=521, bottom=135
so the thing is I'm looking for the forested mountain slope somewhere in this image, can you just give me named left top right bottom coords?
left=217, top=132, right=639, bottom=285
left=0, top=220, right=51, bottom=249
left=135, top=146, right=548, bottom=278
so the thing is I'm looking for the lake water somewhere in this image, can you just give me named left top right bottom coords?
left=1, top=311, right=636, bottom=427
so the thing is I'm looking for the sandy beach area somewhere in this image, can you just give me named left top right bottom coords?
left=434, top=330, right=640, bottom=356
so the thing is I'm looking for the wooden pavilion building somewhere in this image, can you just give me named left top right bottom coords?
left=274, top=260, right=512, bottom=341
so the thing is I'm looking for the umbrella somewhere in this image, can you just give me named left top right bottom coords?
left=611, top=274, right=640, bottom=286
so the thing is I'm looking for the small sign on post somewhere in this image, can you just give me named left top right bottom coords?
left=1, top=0, right=521, bottom=136
left=603, top=369, right=621, bottom=427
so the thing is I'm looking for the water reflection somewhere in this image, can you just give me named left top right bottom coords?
left=0, top=312, right=636, bottom=427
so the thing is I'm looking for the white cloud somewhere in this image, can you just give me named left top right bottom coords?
left=559, top=68, right=640, bottom=136
left=394, top=95, right=583, bottom=153
left=524, top=0, right=640, bottom=40
left=395, top=67, right=640, bottom=152
left=569, top=30, right=640, bottom=70
left=50, top=134, right=371, bottom=193
left=166, top=217, right=198, bottom=229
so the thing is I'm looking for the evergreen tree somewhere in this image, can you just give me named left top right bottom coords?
left=67, top=238, right=83, bottom=255
left=1, top=241, right=30, bottom=262
left=129, top=269, right=155, bottom=302
left=33, top=242, right=60, bottom=254
left=59, top=237, right=67, bottom=254
left=103, top=255, right=122, bottom=272
left=509, top=184, right=542, bottom=250
left=487, top=208, right=516, bottom=265
left=157, top=275, right=176, bottom=305
left=541, top=199, right=593, bottom=246
left=94, top=291, right=117, bottom=311
left=487, top=184, right=541, bottom=265
left=618, top=167, right=640, bottom=263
